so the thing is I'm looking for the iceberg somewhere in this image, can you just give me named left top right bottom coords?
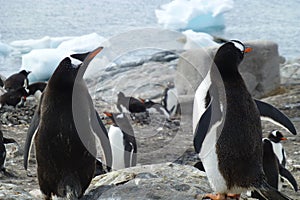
left=14, top=33, right=108, bottom=82
left=21, top=48, right=74, bottom=82
left=10, top=36, right=75, bottom=54
left=182, top=30, right=219, bottom=49
left=155, top=0, right=234, bottom=32
left=0, top=41, right=14, bottom=56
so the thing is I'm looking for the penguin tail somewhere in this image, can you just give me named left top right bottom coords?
left=57, top=174, right=82, bottom=200
left=255, top=180, right=292, bottom=200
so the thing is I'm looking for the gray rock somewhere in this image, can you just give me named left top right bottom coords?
left=83, top=163, right=211, bottom=200
left=175, top=40, right=281, bottom=98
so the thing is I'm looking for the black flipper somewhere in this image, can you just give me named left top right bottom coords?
left=193, top=101, right=212, bottom=154
left=279, top=164, right=298, bottom=192
left=92, top=110, right=112, bottom=172
left=255, top=99, right=297, bottom=135
left=256, top=180, right=292, bottom=200
left=23, top=93, right=43, bottom=170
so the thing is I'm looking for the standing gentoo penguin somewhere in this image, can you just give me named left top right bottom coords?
left=23, top=48, right=112, bottom=200
left=265, top=130, right=298, bottom=192
left=267, top=130, right=287, bottom=166
left=251, top=138, right=298, bottom=199
left=193, top=40, right=292, bottom=199
left=161, top=82, right=179, bottom=118
left=4, top=70, right=31, bottom=91
left=104, top=112, right=137, bottom=170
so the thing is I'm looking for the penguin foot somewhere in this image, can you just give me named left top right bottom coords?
left=196, top=193, right=226, bottom=200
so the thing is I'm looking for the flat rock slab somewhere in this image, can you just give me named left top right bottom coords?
left=83, top=163, right=211, bottom=200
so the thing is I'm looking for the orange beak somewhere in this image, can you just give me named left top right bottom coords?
left=244, top=47, right=252, bottom=53
left=103, top=111, right=112, bottom=117
left=281, top=137, right=288, bottom=141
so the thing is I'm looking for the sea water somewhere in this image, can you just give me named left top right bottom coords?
left=0, top=0, right=300, bottom=76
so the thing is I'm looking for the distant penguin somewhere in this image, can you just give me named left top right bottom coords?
left=117, top=92, right=146, bottom=113
left=104, top=112, right=137, bottom=170
left=161, top=82, right=179, bottom=118
left=141, top=98, right=170, bottom=119
left=193, top=40, right=292, bottom=199
left=4, top=70, right=31, bottom=91
left=26, top=82, right=47, bottom=100
left=0, top=127, right=17, bottom=175
left=23, top=48, right=112, bottom=200
left=0, top=87, right=28, bottom=108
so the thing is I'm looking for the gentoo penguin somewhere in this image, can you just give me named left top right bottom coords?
left=4, top=70, right=31, bottom=91
left=0, top=126, right=17, bottom=175
left=250, top=138, right=298, bottom=199
left=117, top=92, right=146, bottom=113
left=161, top=82, right=179, bottom=118
left=104, top=112, right=137, bottom=170
left=0, top=87, right=28, bottom=108
left=267, top=130, right=287, bottom=166
left=193, top=40, right=292, bottom=199
left=23, top=48, right=112, bottom=200
left=266, top=130, right=298, bottom=192
left=26, top=82, right=47, bottom=100
left=141, top=98, right=170, bottom=119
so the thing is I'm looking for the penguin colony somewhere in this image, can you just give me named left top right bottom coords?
left=0, top=40, right=298, bottom=200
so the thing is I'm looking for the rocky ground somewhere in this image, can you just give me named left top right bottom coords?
left=0, top=56, right=299, bottom=199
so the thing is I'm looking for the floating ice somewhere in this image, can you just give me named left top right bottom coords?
left=57, top=33, right=107, bottom=52
left=0, top=41, right=14, bottom=56
left=10, top=36, right=75, bottom=54
left=181, top=30, right=219, bottom=49
left=13, top=33, right=108, bottom=82
left=155, top=0, right=234, bottom=31
left=20, top=48, right=74, bottom=82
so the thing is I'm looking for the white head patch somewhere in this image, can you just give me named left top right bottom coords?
left=271, top=130, right=278, bottom=137
left=232, top=41, right=245, bottom=52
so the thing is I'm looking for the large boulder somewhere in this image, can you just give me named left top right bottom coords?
left=175, top=40, right=281, bottom=98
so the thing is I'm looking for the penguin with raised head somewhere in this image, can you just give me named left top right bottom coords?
left=4, top=70, right=31, bottom=91
left=161, top=81, right=179, bottom=118
left=0, top=87, right=28, bottom=108
left=193, top=40, right=293, bottom=199
left=23, top=48, right=112, bottom=200
left=104, top=112, right=137, bottom=170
